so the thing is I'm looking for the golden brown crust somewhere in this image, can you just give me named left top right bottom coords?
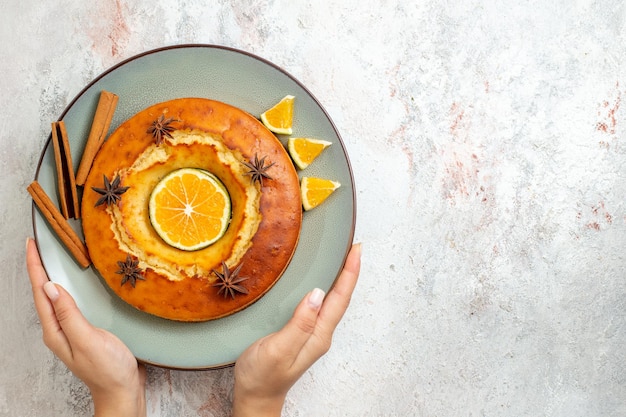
left=82, top=98, right=302, bottom=321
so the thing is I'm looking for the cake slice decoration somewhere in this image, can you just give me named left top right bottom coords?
left=147, top=114, right=179, bottom=145
left=92, top=174, right=129, bottom=207
left=212, top=261, right=249, bottom=299
left=241, top=153, right=275, bottom=186
left=116, top=255, right=145, bottom=288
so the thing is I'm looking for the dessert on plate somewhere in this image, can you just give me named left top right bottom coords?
left=81, top=97, right=302, bottom=322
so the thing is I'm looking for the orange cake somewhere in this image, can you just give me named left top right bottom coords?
left=81, top=98, right=302, bottom=321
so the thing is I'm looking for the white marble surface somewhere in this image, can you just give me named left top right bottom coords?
left=2, top=0, right=626, bottom=416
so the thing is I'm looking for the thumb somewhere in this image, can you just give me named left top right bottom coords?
left=293, top=288, right=326, bottom=334
left=271, top=288, right=326, bottom=359
left=43, top=281, right=94, bottom=350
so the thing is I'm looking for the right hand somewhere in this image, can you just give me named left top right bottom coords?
left=232, top=243, right=362, bottom=416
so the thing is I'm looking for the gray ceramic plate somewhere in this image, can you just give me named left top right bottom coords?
left=33, top=45, right=355, bottom=369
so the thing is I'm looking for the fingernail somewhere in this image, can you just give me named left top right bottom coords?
left=308, top=288, right=325, bottom=309
left=26, top=237, right=32, bottom=251
left=43, top=281, right=59, bottom=301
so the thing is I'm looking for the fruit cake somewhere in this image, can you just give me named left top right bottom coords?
left=81, top=97, right=302, bottom=321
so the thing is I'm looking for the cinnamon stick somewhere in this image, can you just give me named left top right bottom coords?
left=75, top=90, right=118, bottom=186
left=28, top=181, right=91, bottom=268
left=51, top=121, right=80, bottom=219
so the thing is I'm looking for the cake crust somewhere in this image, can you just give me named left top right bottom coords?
left=82, top=98, right=302, bottom=321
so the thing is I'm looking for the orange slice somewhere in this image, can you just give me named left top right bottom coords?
left=149, top=168, right=231, bottom=251
left=300, top=176, right=341, bottom=211
left=260, top=95, right=294, bottom=135
left=287, top=137, right=332, bottom=170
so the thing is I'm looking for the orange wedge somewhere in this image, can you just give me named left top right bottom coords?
left=288, top=137, right=332, bottom=170
left=149, top=168, right=231, bottom=251
left=300, top=176, right=341, bottom=211
left=260, top=95, right=295, bottom=135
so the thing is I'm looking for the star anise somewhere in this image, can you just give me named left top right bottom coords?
left=92, top=174, right=130, bottom=207
left=241, top=153, right=275, bottom=186
left=116, top=255, right=145, bottom=288
left=212, top=261, right=249, bottom=299
left=147, top=114, right=179, bottom=145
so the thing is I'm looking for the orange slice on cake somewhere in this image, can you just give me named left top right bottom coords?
left=149, top=168, right=231, bottom=251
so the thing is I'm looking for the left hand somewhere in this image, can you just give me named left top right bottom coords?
left=26, top=238, right=146, bottom=417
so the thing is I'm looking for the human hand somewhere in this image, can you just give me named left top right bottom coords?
left=232, top=243, right=362, bottom=417
left=25, top=238, right=146, bottom=417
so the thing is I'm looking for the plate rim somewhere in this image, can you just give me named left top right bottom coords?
left=31, top=43, right=356, bottom=370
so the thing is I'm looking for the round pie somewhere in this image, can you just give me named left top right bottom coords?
left=81, top=98, right=302, bottom=321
